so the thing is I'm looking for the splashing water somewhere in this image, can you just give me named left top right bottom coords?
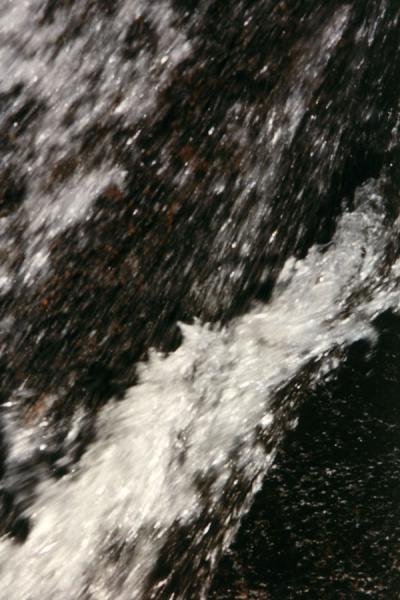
left=0, top=0, right=399, bottom=598
left=0, top=178, right=399, bottom=599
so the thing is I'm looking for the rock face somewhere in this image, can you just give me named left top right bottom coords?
left=1, top=0, right=399, bottom=411
left=0, top=0, right=399, bottom=598
left=209, top=319, right=400, bottom=600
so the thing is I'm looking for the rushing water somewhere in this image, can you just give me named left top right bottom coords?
left=1, top=179, right=399, bottom=599
left=0, top=1, right=399, bottom=599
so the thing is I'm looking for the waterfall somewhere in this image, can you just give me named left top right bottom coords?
left=0, top=1, right=399, bottom=598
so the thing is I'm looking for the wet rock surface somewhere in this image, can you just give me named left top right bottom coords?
left=209, top=318, right=400, bottom=599
left=0, top=0, right=399, bottom=597
left=0, top=1, right=398, bottom=416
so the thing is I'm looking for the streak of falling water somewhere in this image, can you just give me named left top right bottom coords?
left=0, top=0, right=192, bottom=284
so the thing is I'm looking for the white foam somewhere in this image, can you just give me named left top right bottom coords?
left=0, top=179, right=398, bottom=599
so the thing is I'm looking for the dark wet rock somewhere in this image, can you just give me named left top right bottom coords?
left=209, top=315, right=400, bottom=600
left=0, top=168, right=26, bottom=217
left=1, top=0, right=399, bottom=418
left=0, top=0, right=398, bottom=597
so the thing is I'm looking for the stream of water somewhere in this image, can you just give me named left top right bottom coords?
left=0, top=1, right=399, bottom=598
